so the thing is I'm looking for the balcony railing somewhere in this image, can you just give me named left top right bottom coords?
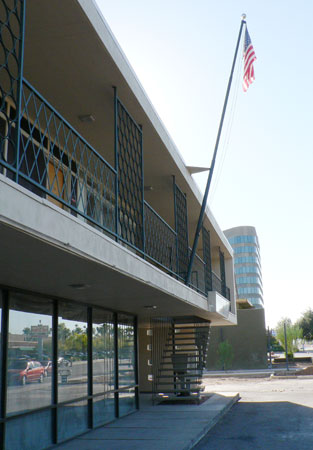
left=0, top=78, right=230, bottom=302
left=144, top=201, right=177, bottom=275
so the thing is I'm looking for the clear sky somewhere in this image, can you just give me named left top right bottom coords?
left=95, top=0, right=313, bottom=329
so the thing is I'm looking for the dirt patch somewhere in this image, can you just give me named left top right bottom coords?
left=296, top=366, right=313, bottom=375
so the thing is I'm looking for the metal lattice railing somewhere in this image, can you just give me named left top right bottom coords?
left=12, top=79, right=117, bottom=233
left=202, top=227, right=213, bottom=293
left=116, top=97, right=144, bottom=251
left=189, top=251, right=206, bottom=295
left=173, top=180, right=189, bottom=279
left=0, top=0, right=24, bottom=175
left=212, top=271, right=222, bottom=294
left=219, top=248, right=227, bottom=298
left=144, top=201, right=177, bottom=274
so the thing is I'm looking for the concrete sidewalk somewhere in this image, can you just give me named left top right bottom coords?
left=56, top=392, right=239, bottom=450
left=203, top=367, right=303, bottom=378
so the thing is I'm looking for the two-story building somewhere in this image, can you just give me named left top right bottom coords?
left=0, top=1, right=236, bottom=448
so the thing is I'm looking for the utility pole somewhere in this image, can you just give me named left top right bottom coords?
left=284, top=322, right=289, bottom=371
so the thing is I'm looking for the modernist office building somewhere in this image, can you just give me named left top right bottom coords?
left=224, top=226, right=263, bottom=308
left=0, top=1, right=236, bottom=448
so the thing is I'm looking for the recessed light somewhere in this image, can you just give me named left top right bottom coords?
left=78, top=114, right=95, bottom=123
left=144, top=305, right=157, bottom=310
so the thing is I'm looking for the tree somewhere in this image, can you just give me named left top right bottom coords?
left=58, top=323, right=71, bottom=342
left=217, top=340, right=234, bottom=370
left=297, top=309, right=313, bottom=341
left=276, top=318, right=303, bottom=357
left=22, top=327, right=32, bottom=341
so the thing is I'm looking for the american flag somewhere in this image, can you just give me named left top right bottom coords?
left=243, top=28, right=256, bottom=92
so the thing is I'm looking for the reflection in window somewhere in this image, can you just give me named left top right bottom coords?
left=234, top=246, right=258, bottom=255
left=238, top=287, right=262, bottom=295
left=228, top=235, right=257, bottom=245
left=118, top=314, right=135, bottom=389
left=119, top=388, right=136, bottom=417
left=58, top=302, right=87, bottom=403
left=7, top=293, right=52, bottom=416
left=5, top=409, right=52, bottom=450
left=234, top=256, right=259, bottom=264
left=93, top=393, right=115, bottom=427
left=234, top=266, right=260, bottom=275
left=236, top=276, right=261, bottom=285
left=0, top=292, right=2, bottom=409
left=92, top=309, right=114, bottom=395
left=58, top=399, right=88, bottom=442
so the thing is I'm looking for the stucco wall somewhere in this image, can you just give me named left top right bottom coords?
left=206, top=308, right=267, bottom=370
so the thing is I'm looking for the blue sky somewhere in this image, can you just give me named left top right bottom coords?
left=95, top=0, right=313, bottom=328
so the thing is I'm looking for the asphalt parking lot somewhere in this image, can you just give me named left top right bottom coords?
left=195, top=375, right=313, bottom=449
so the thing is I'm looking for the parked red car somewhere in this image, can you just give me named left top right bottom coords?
left=8, top=359, right=45, bottom=385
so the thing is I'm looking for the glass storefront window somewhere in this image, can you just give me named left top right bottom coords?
left=119, top=388, right=136, bottom=417
left=92, top=309, right=115, bottom=395
left=118, top=314, right=136, bottom=389
left=5, top=409, right=52, bottom=450
left=58, top=302, right=87, bottom=403
left=58, top=399, right=88, bottom=442
left=0, top=291, right=2, bottom=410
left=93, top=393, right=115, bottom=426
left=7, top=293, right=52, bottom=416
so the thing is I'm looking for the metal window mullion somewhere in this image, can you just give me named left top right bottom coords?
left=173, top=176, right=179, bottom=277
left=113, top=87, right=119, bottom=242
left=87, top=307, right=93, bottom=429
left=113, top=312, right=119, bottom=418
left=140, top=125, right=145, bottom=258
left=134, top=316, right=139, bottom=410
left=52, top=299, right=58, bottom=444
left=0, top=289, right=9, bottom=449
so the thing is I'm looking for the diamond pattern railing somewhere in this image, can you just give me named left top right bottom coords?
left=189, top=250, right=206, bottom=296
left=0, top=0, right=24, bottom=178
left=116, top=97, right=144, bottom=251
left=144, top=201, right=177, bottom=274
left=173, top=180, right=189, bottom=280
left=17, top=79, right=117, bottom=233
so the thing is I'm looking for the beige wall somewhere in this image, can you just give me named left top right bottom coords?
left=138, top=324, right=153, bottom=392
left=206, top=308, right=267, bottom=370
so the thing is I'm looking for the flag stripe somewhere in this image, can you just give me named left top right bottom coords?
left=242, top=28, right=256, bottom=92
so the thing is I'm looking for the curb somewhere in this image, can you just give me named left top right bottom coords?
left=186, top=393, right=240, bottom=449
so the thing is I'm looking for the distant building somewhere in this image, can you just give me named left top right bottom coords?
left=205, top=226, right=267, bottom=371
left=224, top=226, right=263, bottom=309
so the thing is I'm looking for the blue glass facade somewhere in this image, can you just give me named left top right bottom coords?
left=224, top=227, right=263, bottom=309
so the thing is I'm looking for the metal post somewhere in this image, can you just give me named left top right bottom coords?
left=173, top=176, right=179, bottom=277
left=15, top=0, right=26, bottom=183
left=87, top=307, right=93, bottom=429
left=113, top=87, right=119, bottom=242
left=113, top=313, right=119, bottom=417
left=134, top=316, right=140, bottom=410
left=284, top=322, right=289, bottom=371
left=52, top=299, right=58, bottom=444
left=1, top=290, right=9, bottom=449
left=186, top=16, right=246, bottom=285
left=139, top=125, right=145, bottom=257
left=268, top=327, right=272, bottom=369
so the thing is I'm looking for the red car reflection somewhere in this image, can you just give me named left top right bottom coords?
left=8, top=359, right=45, bottom=385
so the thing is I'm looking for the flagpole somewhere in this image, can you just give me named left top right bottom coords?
left=186, top=14, right=246, bottom=286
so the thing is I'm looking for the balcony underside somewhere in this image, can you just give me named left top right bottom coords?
left=0, top=176, right=235, bottom=325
